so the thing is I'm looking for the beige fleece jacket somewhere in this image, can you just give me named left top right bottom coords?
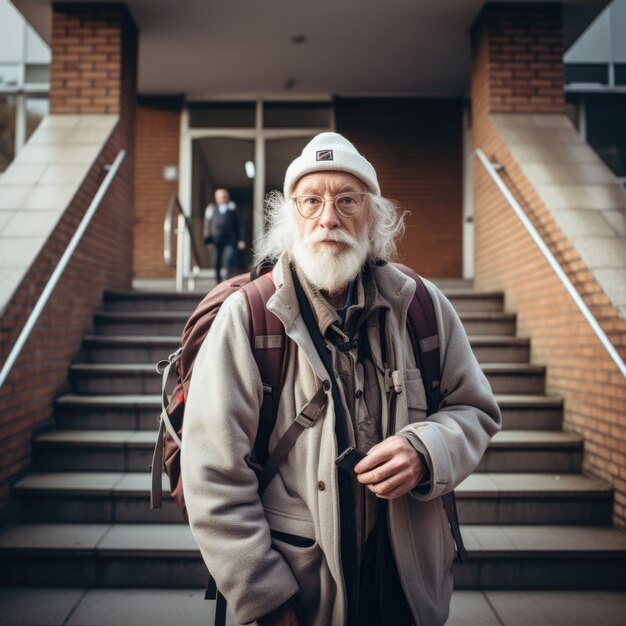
left=181, top=255, right=501, bottom=626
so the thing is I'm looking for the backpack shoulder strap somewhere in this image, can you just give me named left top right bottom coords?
left=393, top=263, right=441, bottom=415
left=242, top=271, right=286, bottom=398
left=241, top=273, right=287, bottom=468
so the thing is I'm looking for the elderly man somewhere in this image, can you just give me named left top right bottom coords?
left=182, top=133, right=501, bottom=626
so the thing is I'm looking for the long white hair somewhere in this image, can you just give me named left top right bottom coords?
left=254, top=191, right=407, bottom=264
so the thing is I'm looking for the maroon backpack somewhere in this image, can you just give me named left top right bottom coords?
left=150, top=263, right=289, bottom=520
left=150, top=262, right=466, bottom=563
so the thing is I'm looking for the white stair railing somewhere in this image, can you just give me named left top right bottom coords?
left=0, top=149, right=127, bottom=391
left=475, top=148, right=626, bottom=378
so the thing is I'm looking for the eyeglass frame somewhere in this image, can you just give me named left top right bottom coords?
left=291, top=191, right=370, bottom=219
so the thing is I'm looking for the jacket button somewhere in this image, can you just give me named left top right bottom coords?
left=323, top=380, right=331, bottom=391
left=355, top=389, right=363, bottom=399
left=317, top=481, right=326, bottom=491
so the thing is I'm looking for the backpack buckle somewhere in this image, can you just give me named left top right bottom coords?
left=155, top=347, right=183, bottom=374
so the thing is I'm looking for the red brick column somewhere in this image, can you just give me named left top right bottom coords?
left=471, top=2, right=564, bottom=115
left=50, top=2, right=137, bottom=115
left=134, top=97, right=182, bottom=278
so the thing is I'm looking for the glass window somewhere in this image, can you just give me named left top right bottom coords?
left=615, top=64, right=626, bottom=86
left=25, top=64, right=50, bottom=84
left=564, top=63, right=609, bottom=85
left=0, top=63, right=20, bottom=88
left=0, top=95, right=17, bottom=172
left=263, top=102, right=332, bottom=128
left=585, top=94, right=626, bottom=178
left=188, top=102, right=256, bottom=128
left=25, top=97, right=49, bottom=141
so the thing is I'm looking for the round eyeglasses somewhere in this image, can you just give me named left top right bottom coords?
left=292, top=192, right=369, bottom=219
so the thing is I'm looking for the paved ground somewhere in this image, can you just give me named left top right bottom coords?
left=1, top=589, right=626, bottom=625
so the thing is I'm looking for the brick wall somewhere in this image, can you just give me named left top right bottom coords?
left=0, top=3, right=137, bottom=515
left=471, top=2, right=564, bottom=114
left=471, top=3, right=626, bottom=527
left=133, top=97, right=182, bottom=278
left=50, top=3, right=137, bottom=115
left=336, top=98, right=464, bottom=277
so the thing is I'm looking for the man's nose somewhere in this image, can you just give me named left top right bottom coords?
left=318, top=197, right=340, bottom=229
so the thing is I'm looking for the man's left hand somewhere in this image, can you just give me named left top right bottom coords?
left=354, top=435, right=426, bottom=499
left=237, top=240, right=246, bottom=250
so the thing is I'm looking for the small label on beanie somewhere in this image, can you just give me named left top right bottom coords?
left=316, top=149, right=333, bottom=161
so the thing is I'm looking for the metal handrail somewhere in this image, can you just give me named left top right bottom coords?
left=0, top=149, right=127, bottom=391
left=475, top=148, right=626, bottom=378
left=163, top=192, right=203, bottom=269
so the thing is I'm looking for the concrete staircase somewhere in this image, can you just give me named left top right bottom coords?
left=1, top=283, right=626, bottom=621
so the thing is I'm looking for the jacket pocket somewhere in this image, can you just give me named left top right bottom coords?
left=405, top=368, right=428, bottom=421
left=271, top=530, right=322, bottom=616
left=270, top=529, right=315, bottom=548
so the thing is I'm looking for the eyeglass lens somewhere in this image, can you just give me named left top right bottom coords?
left=294, top=192, right=366, bottom=218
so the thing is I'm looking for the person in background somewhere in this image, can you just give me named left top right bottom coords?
left=203, top=188, right=246, bottom=283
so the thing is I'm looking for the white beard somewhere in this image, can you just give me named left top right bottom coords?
left=292, top=228, right=370, bottom=294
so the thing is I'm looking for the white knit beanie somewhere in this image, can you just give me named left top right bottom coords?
left=283, top=132, right=380, bottom=200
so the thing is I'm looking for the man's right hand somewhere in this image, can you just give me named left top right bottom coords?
left=258, top=599, right=302, bottom=626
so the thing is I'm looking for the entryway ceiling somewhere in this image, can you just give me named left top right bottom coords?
left=13, top=0, right=609, bottom=99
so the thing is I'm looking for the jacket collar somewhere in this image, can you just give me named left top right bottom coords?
left=268, top=254, right=417, bottom=376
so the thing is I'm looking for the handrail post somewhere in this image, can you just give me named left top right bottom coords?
left=0, top=149, right=127, bottom=391
left=474, top=148, right=626, bottom=378
left=163, top=193, right=204, bottom=292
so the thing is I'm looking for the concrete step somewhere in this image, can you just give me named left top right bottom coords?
left=478, top=431, right=583, bottom=472
left=78, top=335, right=529, bottom=365
left=496, top=395, right=563, bottom=430
left=52, top=393, right=563, bottom=432
left=0, top=523, right=203, bottom=588
left=54, top=394, right=160, bottom=430
left=458, top=312, right=516, bottom=337
left=93, top=311, right=188, bottom=337
left=1, top=523, right=625, bottom=590
left=481, top=364, right=545, bottom=394
left=441, top=290, right=504, bottom=313
left=80, top=336, right=179, bottom=364
left=33, top=430, right=157, bottom=473
left=456, top=473, right=612, bottom=524
left=13, top=471, right=611, bottom=526
left=0, top=587, right=223, bottom=626
left=469, top=337, right=530, bottom=364
left=69, top=364, right=162, bottom=395
left=105, top=288, right=504, bottom=315
left=2, top=588, right=626, bottom=626
left=432, top=278, right=474, bottom=290
left=92, top=309, right=517, bottom=338
left=453, top=525, right=626, bottom=590
left=103, top=291, right=201, bottom=313
left=12, top=473, right=182, bottom=524
left=67, top=362, right=545, bottom=396
left=33, top=429, right=582, bottom=475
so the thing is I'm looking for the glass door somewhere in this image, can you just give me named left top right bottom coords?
left=191, top=137, right=255, bottom=273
